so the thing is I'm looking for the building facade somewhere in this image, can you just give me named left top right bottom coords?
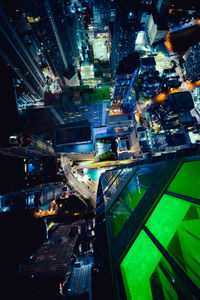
left=94, top=156, right=200, bottom=300
left=183, top=42, right=200, bottom=82
left=25, top=0, right=79, bottom=88
left=0, top=3, right=46, bottom=105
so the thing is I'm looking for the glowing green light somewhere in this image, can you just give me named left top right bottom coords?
left=121, top=194, right=191, bottom=300
left=146, top=194, right=190, bottom=248
left=123, top=186, right=146, bottom=211
left=168, top=161, right=200, bottom=199
left=115, top=160, right=200, bottom=299
left=120, top=230, right=162, bottom=300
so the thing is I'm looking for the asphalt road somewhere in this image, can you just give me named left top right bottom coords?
left=61, top=156, right=96, bottom=207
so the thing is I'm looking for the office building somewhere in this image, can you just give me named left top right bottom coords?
left=50, top=85, right=111, bottom=129
left=52, top=120, right=94, bottom=160
left=93, top=0, right=116, bottom=30
left=0, top=3, right=46, bottom=105
left=25, top=0, right=79, bottom=89
left=184, top=42, right=200, bottom=81
left=140, top=56, right=156, bottom=72
left=93, top=28, right=111, bottom=62
left=136, top=12, right=158, bottom=53
left=111, top=3, right=140, bottom=77
left=66, top=1, right=88, bottom=63
left=140, top=12, right=157, bottom=46
left=94, top=156, right=200, bottom=300
left=19, top=224, right=79, bottom=298
left=164, top=92, right=194, bottom=112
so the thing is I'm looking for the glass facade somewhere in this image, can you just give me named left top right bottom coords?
left=104, top=157, right=200, bottom=300
left=121, top=185, right=146, bottom=212
left=109, top=199, right=131, bottom=237
left=102, top=167, right=133, bottom=206
left=105, top=162, right=165, bottom=237
left=167, top=161, right=200, bottom=199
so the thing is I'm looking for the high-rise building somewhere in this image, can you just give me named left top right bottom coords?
left=156, top=0, right=171, bottom=14
left=140, top=12, right=157, bottom=46
left=49, top=85, right=111, bottom=128
left=94, top=156, right=200, bottom=300
left=111, top=3, right=140, bottom=77
left=52, top=120, right=94, bottom=160
left=0, top=3, right=46, bottom=104
left=93, top=0, right=116, bottom=30
left=25, top=0, right=79, bottom=88
left=66, top=0, right=88, bottom=64
left=0, top=56, right=19, bottom=146
left=183, top=42, right=200, bottom=81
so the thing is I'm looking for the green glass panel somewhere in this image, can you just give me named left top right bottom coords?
left=146, top=194, right=200, bottom=289
left=120, top=230, right=162, bottom=300
left=121, top=186, right=146, bottom=211
left=120, top=227, right=197, bottom=300
left=167, top=161, right=200, bottom=199
left=151, top=256, right=195, bottom=300
left=109, top=200, right=131, bottom=237
left=146, top=194, right=190, bottom=248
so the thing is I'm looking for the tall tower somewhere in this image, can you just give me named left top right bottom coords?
left=156, top=0, right=171, bottom=14
left=25, top=0, right=79, bottom=88
left=0, top=3, right=46, bottom=104
left=111, top=3, right=139, bottom=78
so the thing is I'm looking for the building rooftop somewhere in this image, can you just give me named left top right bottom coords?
left=141, top=56, right=156, bottom=67
left=166, top=91, right=194, bottom=111
left=19, top=224, right=78, bottom=280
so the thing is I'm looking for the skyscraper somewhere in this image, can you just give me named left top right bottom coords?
left=183, top=42, right=200, bottom=81
left=93, top=0, right=116, bottom=30
left=156, top=0, right=171, bottom=14
left=25, top=0, right=79, bottom=88
left=0, top=3, right=46, bottom=104
left=111, top=2, right=140, bottom=77
left=68, top=1, right=88, bottom=63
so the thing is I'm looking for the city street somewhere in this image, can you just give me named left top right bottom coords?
left=61, top=156, right=97, bottom=207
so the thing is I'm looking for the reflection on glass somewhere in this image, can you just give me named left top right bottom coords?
left=103, top=168, right=133, bottom=204
left=121, top=230, right=163, bottom=300
left=146, top=194, right=200, bottom=290
left=129, top=163, right=164, bottom=187
left=167, top=161, right=200, bottom=199
left=109, top=200, right=131, bottom=237
left=120, top=228, right=197, bottom=300
left=121, top=185, right=146, bottom=211
left=151, top=256, right=194, bottom=300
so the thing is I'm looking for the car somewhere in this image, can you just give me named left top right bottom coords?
left=9, top=135, right=19, bottom=145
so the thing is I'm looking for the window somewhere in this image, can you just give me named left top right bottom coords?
left=146, top=194, right=200, bottom=289
left=109, top=199, right=131, bottom=237
left=167, top=161, right=200, bottom=199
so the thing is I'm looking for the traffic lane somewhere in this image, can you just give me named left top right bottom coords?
left=62, top=162, right=96, bottom=200
left=67, top=173, right=96, bottom=202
